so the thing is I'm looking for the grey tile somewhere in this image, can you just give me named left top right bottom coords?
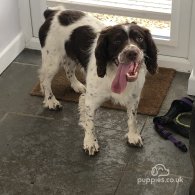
left=0, top=112, right=132, bottom=166
left=95, top=108, right=128, bottom=130
left=174, top=177, right=192, bottom=195
left=0, top=113, right=128, bottom=194
left=0, top=62, right=77, bottom=123
left=37, top=104, right=147, bottom=136
left=115, top=167, right=176, bottom=195
left=0, top=62, right=42, bottom=115
left=0, top=112, right=79, bottom=151
left=36, top=101, right=80, bottom=122
left=0, top=111, right=6, bottom=121
left=126, top=117, right=193, bottom=178
left=96, top=108, right=147, bottom=132
left=0, top=178, right=35, bottom=195
left=161, top=72, right=190, bottom=111
left=0, top=113, right=75, bottom=183
left=36, top=162, right=123, bottom=194
left=14, top=49, right=41, bottom=65
left=0, top=178, right=66, bottom=195
left=48, top=121, right=132, bottom=166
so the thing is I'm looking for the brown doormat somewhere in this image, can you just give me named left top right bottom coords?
left=30, top=67, right=176, bottom=116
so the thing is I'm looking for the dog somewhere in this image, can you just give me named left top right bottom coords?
left=38, top=6, right=158, bottom=155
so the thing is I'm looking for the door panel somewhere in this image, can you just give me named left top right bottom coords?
left=30, top=0, right=47, bottom=37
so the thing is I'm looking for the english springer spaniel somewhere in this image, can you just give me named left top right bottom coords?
left=39, top=6, right=158, bottom=155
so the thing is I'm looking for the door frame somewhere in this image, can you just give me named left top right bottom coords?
left=18, top=0, right=39, bottom=50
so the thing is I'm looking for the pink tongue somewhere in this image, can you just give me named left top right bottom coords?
left=111, top=62, right=134, bottom=94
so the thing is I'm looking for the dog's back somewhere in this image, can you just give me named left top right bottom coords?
left=38, top=7, right=104, bottom=111
left=39, top=7, right=104, bottom=54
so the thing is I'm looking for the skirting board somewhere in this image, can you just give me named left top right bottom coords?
left=0, top=32, right=25, bottom=75
left=26, top=37, right=192, bottom=73
left=26, top=37, right=41, bottom=50
left=158, top=55, right=191, bottom=73
left=188, top=70, right=195, bottom=95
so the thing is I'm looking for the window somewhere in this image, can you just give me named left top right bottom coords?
left=28, top=0, right=192, bottom=71
left=47, top=0, right=172, bottom=41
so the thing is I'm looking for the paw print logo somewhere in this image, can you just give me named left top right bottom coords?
left=151, top=164, right=170, bottom=177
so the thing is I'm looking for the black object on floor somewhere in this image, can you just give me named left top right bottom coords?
left=153, top=97, right=193, bottom=152
left=190, top=100, right=195, bottom=195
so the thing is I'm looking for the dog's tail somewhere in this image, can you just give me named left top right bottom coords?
left=43, top=6, right=65, bottom=19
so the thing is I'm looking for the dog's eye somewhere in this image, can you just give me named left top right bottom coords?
left=136, top=36, right=143, bottom=43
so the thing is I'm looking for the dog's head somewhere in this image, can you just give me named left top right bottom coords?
left=95, top=23, right=158, bottom=89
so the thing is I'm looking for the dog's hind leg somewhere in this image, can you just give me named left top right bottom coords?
left=63, top=58, right=86, bottom=93
left=39, top=50, right=62, bottom=110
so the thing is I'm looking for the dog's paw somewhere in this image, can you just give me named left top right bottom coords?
left=71, top=82, right=86, bottom=93
left=43, top=98, right=62, bottom=111
left=125, top=132, right=143, bottom=147
left=83, top=135, right=99, bottom=156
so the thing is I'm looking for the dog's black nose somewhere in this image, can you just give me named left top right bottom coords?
left=127, top=50, right=138, bottom=61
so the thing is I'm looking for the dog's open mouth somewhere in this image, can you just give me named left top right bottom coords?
left=111, top=62, right=140, bottom=94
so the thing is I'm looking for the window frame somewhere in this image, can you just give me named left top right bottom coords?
left=24, top=0, right=193, bottom=72
left=48, top=0, right=172, bottom=21
left=45, top=0, right=191, bottom=57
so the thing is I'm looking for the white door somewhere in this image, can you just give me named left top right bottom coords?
left=28, top=0, right=192, bottom=72
left=30, top=0, right=47, bottom=38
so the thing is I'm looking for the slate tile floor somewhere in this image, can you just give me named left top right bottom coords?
left=0, top=49, right=193, bottom=195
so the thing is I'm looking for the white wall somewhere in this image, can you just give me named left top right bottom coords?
left=0, top=0, right=25, bottom=74
left=0, top=0, right=21, bottom=52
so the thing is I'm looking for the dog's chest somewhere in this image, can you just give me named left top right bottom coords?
left=86, top=63, right=145, bottom=107
left=110, top=84, right=136, bottom=106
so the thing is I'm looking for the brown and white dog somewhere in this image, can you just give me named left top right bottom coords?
left=39, top=6, right=158, bottom=155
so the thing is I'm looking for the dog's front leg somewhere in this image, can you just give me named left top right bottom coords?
left=79, top=93, right=103, bottom=156
left=125, top=101, right=143, bottom=147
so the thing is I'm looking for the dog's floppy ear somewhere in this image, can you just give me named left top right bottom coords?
left=95, top=29, right=110, bottom=78
left=144, top=29, right=158, bottom=74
